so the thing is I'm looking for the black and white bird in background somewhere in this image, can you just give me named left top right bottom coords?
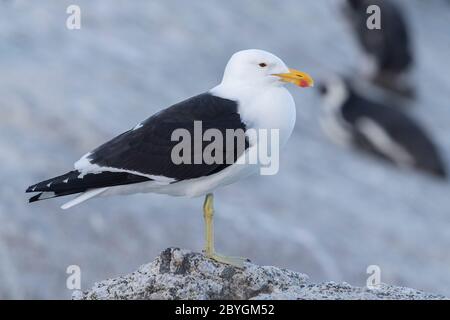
left=317, top=74, right=447, bottom=179
left=26, top=49, right=314, bottom=267
left=342, top=0, right=415, bottom=99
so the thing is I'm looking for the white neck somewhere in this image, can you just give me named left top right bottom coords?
left=323, top=81, right=349, bottom=114
left=210, top=82, right=296, bottom=147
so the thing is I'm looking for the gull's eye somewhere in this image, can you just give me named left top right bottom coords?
left=318, top=83, right=328, bottom=95
left=258, top=63, right=267, bottom=68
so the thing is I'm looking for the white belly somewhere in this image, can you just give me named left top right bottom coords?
left=103, top=145, right=260, bottom=198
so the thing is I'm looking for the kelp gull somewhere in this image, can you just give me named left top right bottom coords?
left=26, top=49, right=314, bottom=266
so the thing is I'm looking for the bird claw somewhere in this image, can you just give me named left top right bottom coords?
left=204, top=252, right=250, bottom=269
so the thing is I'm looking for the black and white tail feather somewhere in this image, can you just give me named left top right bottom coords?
left=26, top=170, right=151, bottom=209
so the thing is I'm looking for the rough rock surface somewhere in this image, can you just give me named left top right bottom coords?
left=73, top=248, right=447, bottom=300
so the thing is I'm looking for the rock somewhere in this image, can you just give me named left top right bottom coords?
left=73, top=248, right=447, bottom=300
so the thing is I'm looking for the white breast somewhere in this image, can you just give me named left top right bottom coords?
left=210, top=83, right=297, bottom=147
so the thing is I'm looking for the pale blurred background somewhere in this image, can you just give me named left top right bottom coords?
left=1, top=0, right=450, bottom=298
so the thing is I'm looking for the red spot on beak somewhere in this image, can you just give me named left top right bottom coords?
left=299, top=79, right=309, bottom=88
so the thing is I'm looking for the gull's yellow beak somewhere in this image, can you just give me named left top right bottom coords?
left=273, top=68, right=314, bottom=88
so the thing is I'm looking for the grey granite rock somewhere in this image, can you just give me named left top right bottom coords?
left=73, top=248, right=447, bottom=300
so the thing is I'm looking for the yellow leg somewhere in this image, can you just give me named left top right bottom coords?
left=203, top=193, right=215, bottom=256
left=202, top=193, right=249, bottom=268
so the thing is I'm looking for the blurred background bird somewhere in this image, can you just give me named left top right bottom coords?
left=342, top=0, right=415, bottom=99
left=1, top=0, right=450, bottom=299
left=317, top=75, right=447, bottom=179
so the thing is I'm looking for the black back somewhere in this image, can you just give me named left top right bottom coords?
left=87, top=93, right=248, bottom=180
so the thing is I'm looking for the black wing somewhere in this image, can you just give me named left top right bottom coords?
left=26, top=93, right=249, bottom=203
left=84, top=92, right=248, bottom=181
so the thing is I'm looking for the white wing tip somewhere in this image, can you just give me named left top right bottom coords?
left=60, top=187, right=109, bottom=210
left=61, top=202, right=73, bottom=210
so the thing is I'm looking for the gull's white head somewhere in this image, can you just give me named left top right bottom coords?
left=221, top=49, right=314, bottom=89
